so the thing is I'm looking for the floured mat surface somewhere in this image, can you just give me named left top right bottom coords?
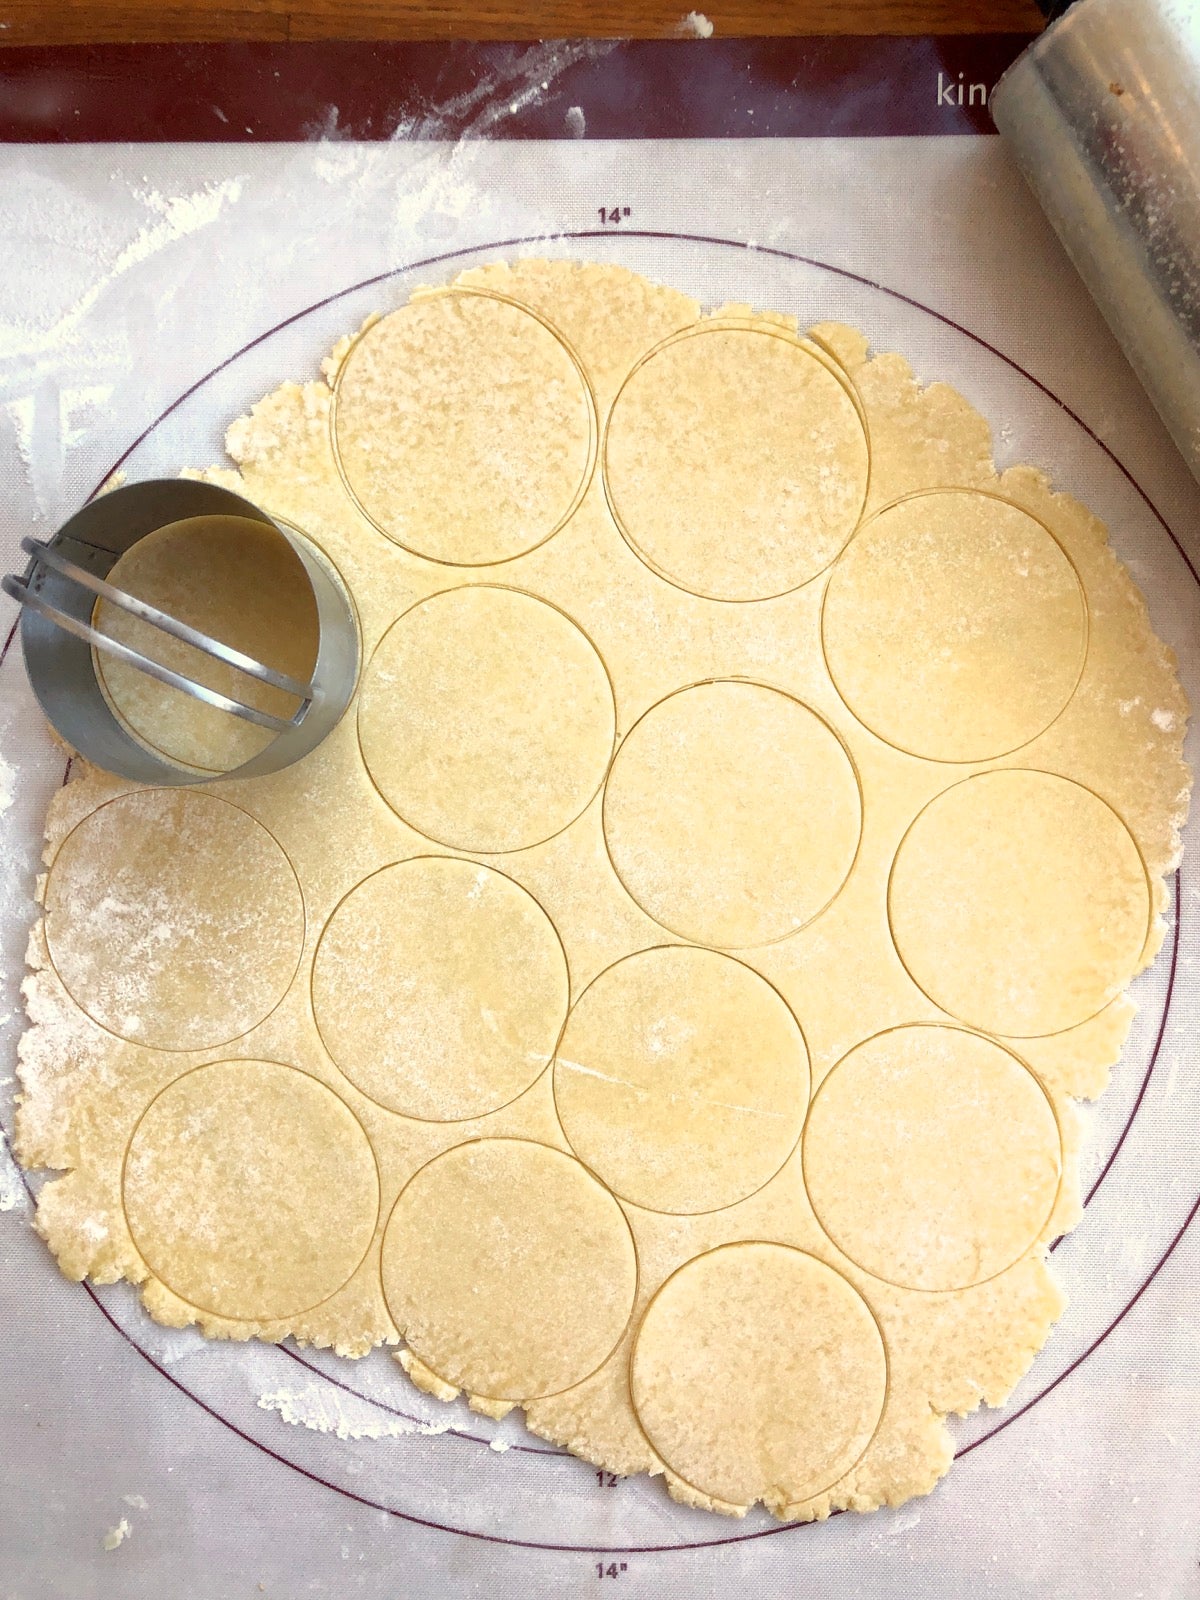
left=14, top=260, right=1191, bottom=1521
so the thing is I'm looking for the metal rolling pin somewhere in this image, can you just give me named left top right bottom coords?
left=992, top=0, right=1200, bottom=485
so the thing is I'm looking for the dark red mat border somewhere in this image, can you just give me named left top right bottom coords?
left=0, top=36, right=1034, bottom=143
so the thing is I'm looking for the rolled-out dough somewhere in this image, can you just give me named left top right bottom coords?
left=602, top=680, right=862, bottom=947
left=889, top=768, right=1152, bottom=1037
left=821, top=489, right=1088, bottom=762
left=381, top=1138, right=637, bottom=1401
left=43, top=788, right=304, bottom=1051
left=554, top=945, right=809, bottom=1213
left=124, top=1058, right=379, bottom=1322
left=802, top=1025, right=1062, bottom=1291
left=15, top=260, right=1190, bottom=1525
left=630, top=1243, right=887, bottom=1512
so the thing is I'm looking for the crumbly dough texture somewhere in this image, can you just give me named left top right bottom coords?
left=15, top=260, right=1191, bottom=1522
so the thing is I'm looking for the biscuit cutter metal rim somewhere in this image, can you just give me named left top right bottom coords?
left=4, top=534, right=316, bottom=734
left=1, top=477, right=360, bottom=785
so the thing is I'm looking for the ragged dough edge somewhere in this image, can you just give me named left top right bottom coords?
left=396, top=1349, right=459, bottom=1404
left=12, top=262, right=1191, bottom=1518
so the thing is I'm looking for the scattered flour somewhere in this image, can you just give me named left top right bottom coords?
left=122, top=1493, right=149, bottom=1511
left=0, top=755, right=14, bottom=819
left=0, top=1126, right=24, bottom=1213
left=258, top=1382, right=455, bottom=1442
left=675, top=11, right=715, bottom=36
left=309, top=40, right=616, bottom=249
left=0, top=177, right=245, bottom=362
left=4, top=396, right=33, bottom=478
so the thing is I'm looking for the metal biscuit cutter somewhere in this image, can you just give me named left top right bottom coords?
left=2, top=478, right=359, bottom=784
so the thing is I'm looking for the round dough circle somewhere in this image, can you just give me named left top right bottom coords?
left=889, top=769, right=1150, bottom=1037
left=123, top=1060, right=379, bottom=1321
left=554, top=946, right=808, bottom=1213
left=603, top=681, right=861, bottom=947
left=45, top=790, right=304, bottom=1051
left=312, top=857, right=568, bottom=1121
left=604, top=325, right=869, bottom=600
left=333, top=292, right=595, bottom=565
left=358, top=586, right=616, bottom=853
left=630, top=1243, right=886, bottom=1509
left=381, top=1139, right=637, bottom=1400
left=822, top=490, right=1087, bottom=762
left=803, top=1026, right=1062, bottom=1290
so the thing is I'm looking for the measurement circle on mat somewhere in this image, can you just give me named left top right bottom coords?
left=7, top=230, right=1196, bottom=1558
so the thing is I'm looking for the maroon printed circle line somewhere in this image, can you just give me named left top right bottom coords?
left=0, top=1156, right=1180, bottom=1559
left=1059, top=866, right=1182, bottom=1233
left=1, top=233, right=1190, bottom=1546
left=3, top=229, right=1190, bottom=1541
left=0, top=230, right=1193, bottom=1554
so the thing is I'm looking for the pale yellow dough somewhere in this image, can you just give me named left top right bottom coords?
left=381, top=1138, right=637, bottom=1401
left=604, top=322, right=869, bottom=600
left=15, top=260, right=1191, bottom=1525
left=554, top=945, right=809, bottom=1213
left=802, top=1025, right=1062, bottom=1291
left=357, top=583, right=616, bottom=853
left=603, top=680, right=862, bottom=947
left=821, top=490, right=1088, bottom=762
left=43, top=788, right=304, bottom=1051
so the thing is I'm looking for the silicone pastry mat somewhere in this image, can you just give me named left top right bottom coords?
left=2, top=36, right=1200, bottom=1600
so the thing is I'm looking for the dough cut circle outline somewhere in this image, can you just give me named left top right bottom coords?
left=628, top=1242, right=891, bottom=1510
left=43, top=787, right=307, bottom=1053
left=601, top=677, right=865, bottom=948
left=820, top=486, right=1092, bottom=764
left=801, top=1023, right=1065, bottom=1293
left=121, top=1058, right=382, bottom=1323
left=602, top=318, right=872, bottom=603
left=380, top=1135, right=640, bottom=1403
left=552, top=943, right=811, bottom=1215
left=311, top=854, right=571, bottom=1123
left=329, top=286, right=600, bottom=568
left=887, top=767, right=1155, bottom=1039
left=356, top=581, right=619, bottom=855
